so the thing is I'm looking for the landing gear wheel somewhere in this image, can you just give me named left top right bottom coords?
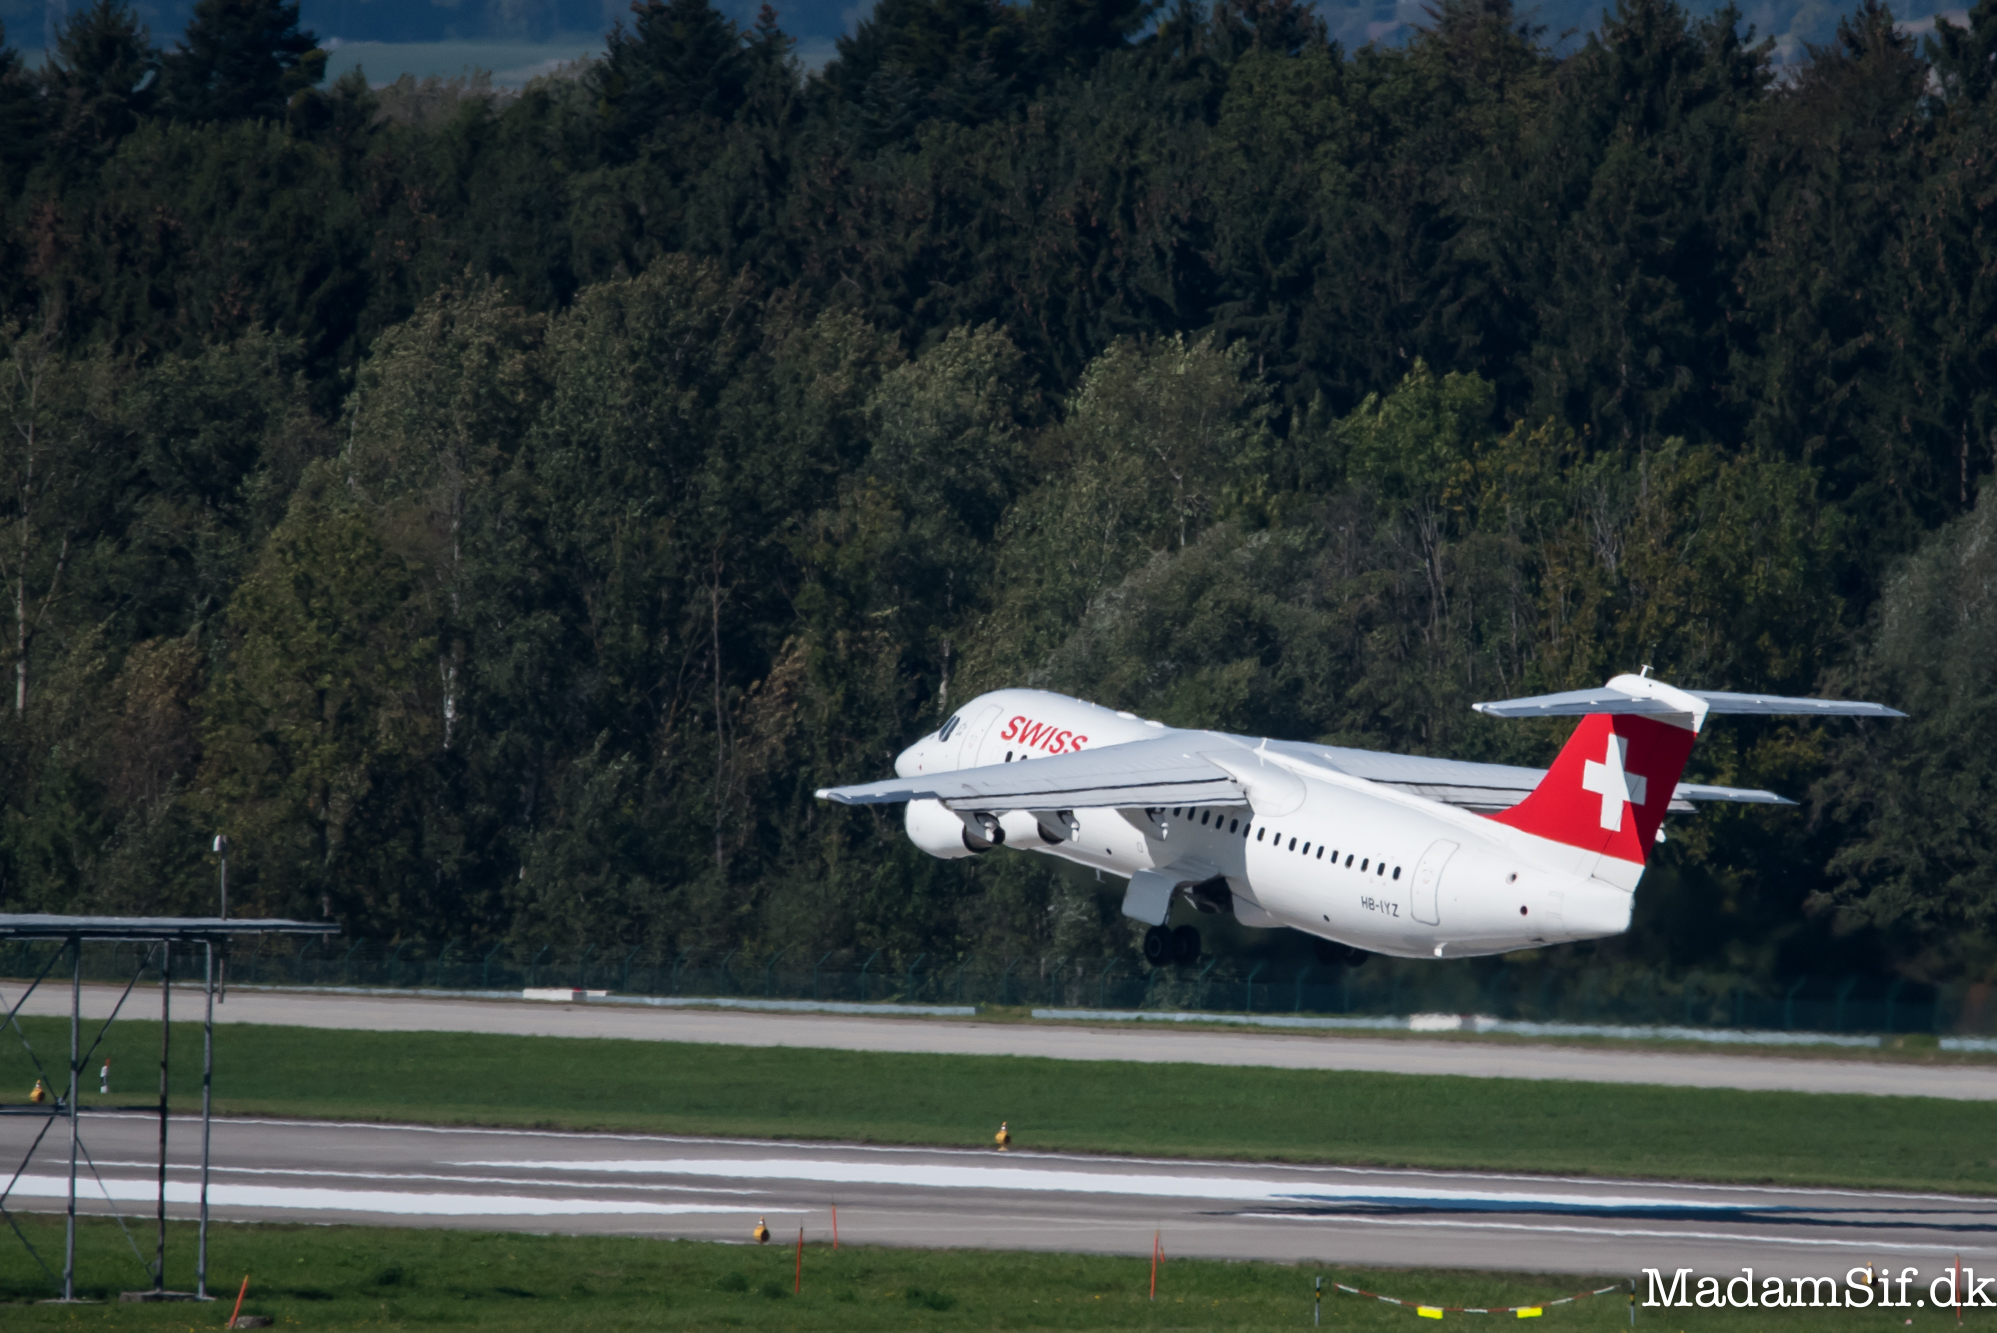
left=1170, top=924, right=1202, bottom=966
left=1143, top=925, right=1172, bottom=966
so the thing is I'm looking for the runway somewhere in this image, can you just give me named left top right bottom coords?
left=1, top=1113, right=1990, bottom=1284
left=10, top=983, right=1997, bottom=1100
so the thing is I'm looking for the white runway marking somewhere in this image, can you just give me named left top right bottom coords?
left=171, top=1117, right=1997, bottom=1205
left=1237, top=1213, right=1994, bottom=1255
left=463, top=1157, right=1755, bottom=1214
left=86, top=1160, right=763, bottom=1194
left=4, top=1174, right=796, bottom=1218
left=7, top=1116, right=1989, bottom=1277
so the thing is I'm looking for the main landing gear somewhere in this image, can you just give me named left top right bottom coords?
left=1313, top=936, right=1371, bottom=967
left=1143, top=924, right=1202, bottom=967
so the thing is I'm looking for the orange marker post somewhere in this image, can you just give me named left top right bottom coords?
left=795, top=1227, right=803, bottom=1294
left=832, top=1204, right=839, bottom=1250
left=1150, top=1230, right=1160, bottom=1300
left=227, top=1275, right=249, bottom=1328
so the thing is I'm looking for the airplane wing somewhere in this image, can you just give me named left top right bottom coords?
left=1273, top=742, right=1548, bottom=810
left=1269, top=741, right=1792, bottom=812
left=816, top=737, right=1244, bottom=811
left=819, top=735, right=1792, bottom=814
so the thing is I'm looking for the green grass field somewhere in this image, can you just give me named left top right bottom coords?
left=0, top=1217, right=1971, bottom=1330
left=0, top=1016, right=1991, bottom=1194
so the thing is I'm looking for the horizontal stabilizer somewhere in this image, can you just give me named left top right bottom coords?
left=1474, top=678, right=1903, bottom=720
left=1675, top=783, right=1795, bottom=807
left=1685, top=690, right=1905, bottom=718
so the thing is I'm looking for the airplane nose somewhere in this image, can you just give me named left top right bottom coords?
left=894, top=743, right=924, bottom=777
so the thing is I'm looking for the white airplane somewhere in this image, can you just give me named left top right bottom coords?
left=816, top=674, right=1902, bottom=966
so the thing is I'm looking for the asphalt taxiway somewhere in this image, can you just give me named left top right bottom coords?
left=1, top=1114, right=1988, bottom=1284
left=10, top=984, right=1997, bottom=1100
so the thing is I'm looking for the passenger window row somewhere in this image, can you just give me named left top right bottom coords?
left=1170, top=806, right=1403, bottom=881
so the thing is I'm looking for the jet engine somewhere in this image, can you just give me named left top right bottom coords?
left=904, top=799, right=999, bottom=859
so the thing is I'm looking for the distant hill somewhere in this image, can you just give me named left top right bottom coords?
left=1, top=0, right=1972, bottom=71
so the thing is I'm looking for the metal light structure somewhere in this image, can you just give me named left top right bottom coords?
left=212, top=836, right=229, bottom=920
left=0, top=915, right=336, bottom=1301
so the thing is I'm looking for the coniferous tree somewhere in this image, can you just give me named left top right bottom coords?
left=1026, top=0, right=1158, bottom=72
left=1514, top=0, right=1770, bottom=450
left=1739, top=0, right=1933, bottom=564
left=742, top=2, right=802, bottom=121
left=826, top=0, right=1034, bottom=141
left=43, top=0, right=159, bottom=160
left=1208, top=0, right=1329, bottom=57
left=1928, top=0, right=1997, bottom=105
left=0, top=21, right=43, bottom=191
left=592, top=0, right=751, bottom=162
left=159, top=0, right=325, bottom=124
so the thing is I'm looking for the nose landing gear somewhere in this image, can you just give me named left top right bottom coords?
left=1144, top=924, right=1204, bottom=967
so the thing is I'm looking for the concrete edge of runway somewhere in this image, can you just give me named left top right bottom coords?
left=18, top=980, right=1997, bottom=1103
left=204, top=982, right=1997, bottom=1070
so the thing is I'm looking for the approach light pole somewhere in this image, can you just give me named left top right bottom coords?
left=212, top=835, right=228, bottom=919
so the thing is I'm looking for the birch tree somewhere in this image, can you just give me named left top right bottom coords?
left=0, top=327, right=113, bottom=718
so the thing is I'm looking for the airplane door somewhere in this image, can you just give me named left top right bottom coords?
left=1411, top=839, right=1457, bottom=926
left=957, top=706, right=1002, bottom=767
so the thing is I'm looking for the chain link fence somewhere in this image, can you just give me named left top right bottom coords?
left=0, top=937, right=1974, bottom=1037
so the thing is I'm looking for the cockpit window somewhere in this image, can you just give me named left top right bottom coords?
left=938, top=715, right=962, bottom=741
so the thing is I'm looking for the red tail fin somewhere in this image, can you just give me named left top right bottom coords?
left=1487, top=713, right=1697, bottom=866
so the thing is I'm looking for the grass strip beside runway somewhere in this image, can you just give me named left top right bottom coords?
left=2, top=1017, right=1991, bottom=1192
left=0, top=1217, right=1936, bottom=1330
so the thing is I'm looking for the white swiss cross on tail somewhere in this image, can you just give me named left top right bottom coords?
left=1485, top=709, right=1694, bottom=865
left=1580, top=735, right=1648, bottom=831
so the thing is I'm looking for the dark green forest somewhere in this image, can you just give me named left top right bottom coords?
left=4, top=0, right=1997, bottom=996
